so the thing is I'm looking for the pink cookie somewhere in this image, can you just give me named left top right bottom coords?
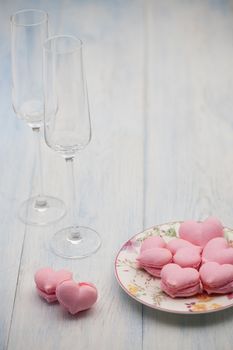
left=34, top=268, right=72, bottom=303
left=141, top=236, right=166, bottom=252
left=56, top=281, right=98, bottom=315
left=200, top=262, right=233, bottom=294
left=202, top=237, right=233, bottom=265
left=173, top=247, right=201, bottom=269
left=36, top=287, right=58, bottom=303
left=137, top=248, right=172, bottom=277
left=166, top=238, right=202, bottom=255
left=160, top=263, right=201, bottom=298
left=179, top=217, right=223, bottom=248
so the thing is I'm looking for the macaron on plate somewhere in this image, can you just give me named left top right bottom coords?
left=115, top=221, right=233, bottom=314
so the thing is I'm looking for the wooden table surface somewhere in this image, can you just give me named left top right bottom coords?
left=2, top=0, right=233, bottom=349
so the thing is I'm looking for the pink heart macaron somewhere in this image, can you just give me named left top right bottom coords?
left=202, top=237, right=233, bottom=265
left=34, top=268, right=72, bottom=303
left=140, top=236, right=166, bottom=252
left=56, top=281, right=98, bottom=315
left=179, top=217, right=223, bottom=248
left=173, top=246, right=201, bottom=269
left=137, top=247, right=172, bottom=277
left=160, top=263, right=201, bottom=298
left=166, top=238, right=202, bottom=255
left=200, top=261, right=233, bottom=294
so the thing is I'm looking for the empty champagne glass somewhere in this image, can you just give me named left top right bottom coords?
left=43, top=35, right=101, bottom=258
left=11, top=9, right=66, bottom=225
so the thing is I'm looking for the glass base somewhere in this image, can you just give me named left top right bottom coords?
left=18, top=195, right=66, bottom=226
left=50, top=226, right=101, bottom=259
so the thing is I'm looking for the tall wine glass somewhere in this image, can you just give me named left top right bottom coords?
left=43, top=35, right=101, bottom=258
left=11, top=9, right=66, bottom=225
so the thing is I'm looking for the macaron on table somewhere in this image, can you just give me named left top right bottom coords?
left=34, top=268, right=98, bottom=314
left=34, top=268, right=73, bottom=303
left=115, top=217, right=233, bottom=314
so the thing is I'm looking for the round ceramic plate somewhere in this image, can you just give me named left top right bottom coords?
left=115, top=222, right=233, bottom=314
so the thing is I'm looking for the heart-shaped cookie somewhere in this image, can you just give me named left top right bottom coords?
left=160, top=263, right=201, bottom=297
left=137, top=247, right=172, bottom=277
left=200, top=261, right=233, bottom=294
left=166, top=238, right=202, bottom=255
left=202, top=237, right=233, bottom=265
left=179, top=217, right=223, bottom=247
left=34, top=268, right=72, bottom=303
left=173, top=247, right=201, bottom=269
left=56, top=281, right=98, bottom=315
left=140, top=236, right=166, bottom=252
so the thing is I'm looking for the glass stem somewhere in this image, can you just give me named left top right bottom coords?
left=33, top=127, right=46, bottom=207
left=65, top=157, right=81, bottom=240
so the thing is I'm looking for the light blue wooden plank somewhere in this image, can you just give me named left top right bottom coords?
left=0, top=0, right=75, bottom=348
left=143, top=1, right=233, bottom=350
left=0, top=1, right=37, bottom=348
left=7, top=1, right=145, bottom=349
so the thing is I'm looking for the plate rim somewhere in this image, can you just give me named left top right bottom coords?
left=114, top=221, right=233, bottom=315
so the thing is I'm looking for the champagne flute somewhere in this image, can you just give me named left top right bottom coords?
left=43, top=35, right=101, bottom=258
left=11, top=9, right=66, bottom=225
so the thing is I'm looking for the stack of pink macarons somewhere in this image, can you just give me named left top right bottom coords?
left=34, top=268, right=98, bottom=315
left=137, top=217, right=233, bottom=298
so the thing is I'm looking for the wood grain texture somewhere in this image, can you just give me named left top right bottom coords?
left=2, top=0, right=233, bottom=349
left=143, top=1, right=233, bottom=350
left=6, top=0, right=144, bottom=349
left=0, top=1, right=36, bottom=348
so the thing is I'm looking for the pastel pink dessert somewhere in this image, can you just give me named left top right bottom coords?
left=56, top=281, right=98, bottom=315
left=160, top=263, right=201, bottom=298
left=200, top=262, right=233, bottom=294
left=166, top=238, right=202, bottom=255
left=173, top=247, right=201, bottom=269
left=202, top=237, right=233, bottom=265
left=137, top=248, right=172, bottom=277
left=140, top=236, right=166, bottom=252
left=179, top=217, right=223, bottom=248
left=34, top=268, right=72, bottom=303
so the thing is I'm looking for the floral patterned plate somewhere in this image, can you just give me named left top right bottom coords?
left=115, top=222, right=233, bottom=314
